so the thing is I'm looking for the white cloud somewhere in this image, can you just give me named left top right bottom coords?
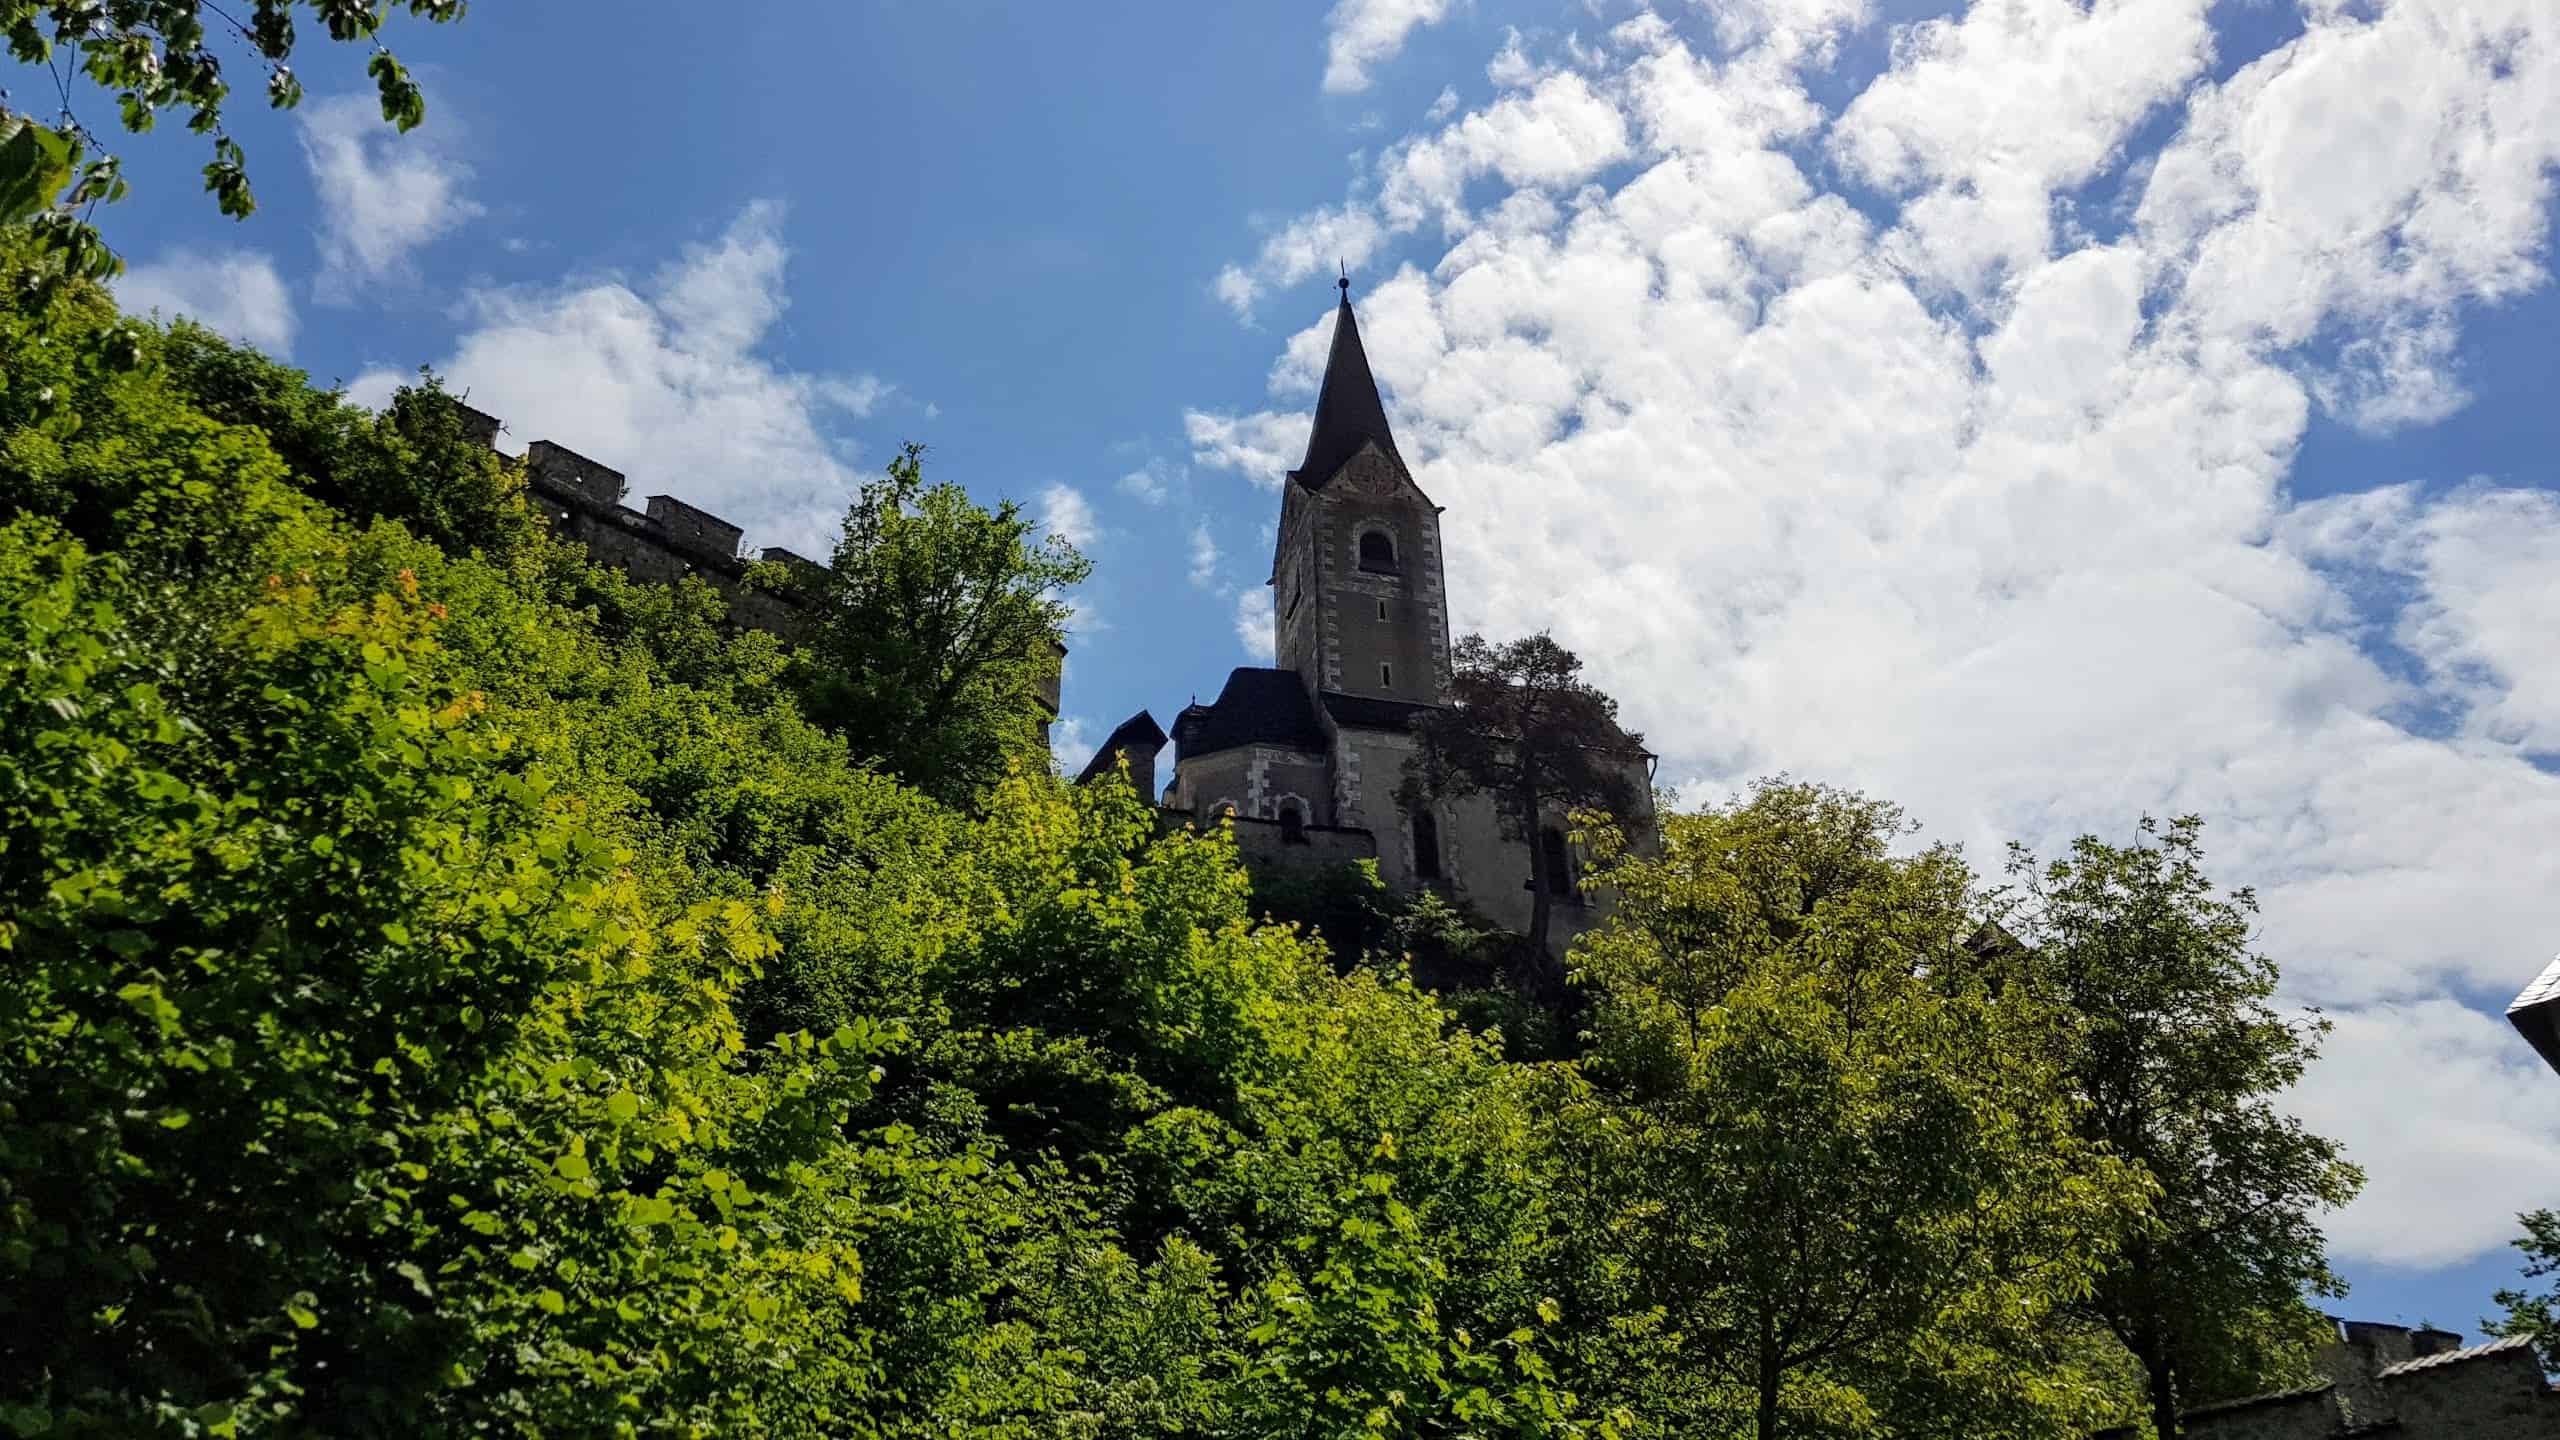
left=359, top=201, right=890, bottom=556
left=1118, top=458, right=1182, bottom=505
left=1325, top=0, right=1461, bottom=95
left=1185, top=408, right=1309, bottom=489
left=1208, top=1, right=2560, bottom=1266
left=115, top=248, right=296, bottom=353
left=1052, top=715, right=1098, bottom=778
left=1235, top=586, right=1276, bottom=663
left=1040, top=483, right=1102, bottom=550
left=1188, top=520, right=1223, bottom=588
left=298, top=93, right=483, bottom=295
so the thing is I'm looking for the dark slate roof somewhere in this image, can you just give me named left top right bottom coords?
left=1172, top=669, right=1327, bottom=759
left=2510, top=952, right=2560, bottom=1074
left=1074, top=710, right=1167, bottom=785
left=1320, top=690, right=1439, bottom=733
left=1290, top=287, right=1401, bottom=491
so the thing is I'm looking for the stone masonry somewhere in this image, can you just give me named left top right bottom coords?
left=2095, top=1319, right=2560, bottom=1439
left=455, top=402, right=1064, bottom=740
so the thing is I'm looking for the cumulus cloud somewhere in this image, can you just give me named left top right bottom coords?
left=1185, top=408, right=1309, bottom=488
left=1039, top=483, right=1102, bottom=550
left=355, top=201, right=891, bottom=556
left=1205, top=0, right=2560, bottom=1265
left=1118, top=458, right=1182, bottom=506
left=1235, top=586, right=1277, bottom=663
left=298, top=93, right=483, bottom=296
left=1188, top=520, right=1223, bottom=588
left=1051, top=715, right=1098, bottom=777
left=1324, top=0, right=1461, bottom=94
left=115, top=249, right=297, bottom=353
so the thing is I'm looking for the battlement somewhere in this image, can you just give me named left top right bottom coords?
left=456, top=402, right=1063, bottom=736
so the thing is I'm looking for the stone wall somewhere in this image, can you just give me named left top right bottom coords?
left=458, top=403, right=1063, bottom=738
left=2147, top=1321, right=2560, bottom=1440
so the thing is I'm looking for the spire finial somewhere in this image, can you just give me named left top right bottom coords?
left=1338, top=258, right=1350, bottom=300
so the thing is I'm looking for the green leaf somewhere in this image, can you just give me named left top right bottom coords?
left=604, top=1090, right=640, bottom=1123
left=0, top=116, right=78, bottom=224
left=535, top=1288, right=565, bottom=1315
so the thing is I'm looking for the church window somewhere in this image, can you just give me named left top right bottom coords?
left=1413, top=810, right=1441, bottom=880
left=1358, top=528, right=1398, bottom=573
left=1380, top=662, right=1393, bottom=689
left=1376, top=599, right=1388, bottom=620
left=1278, top=800, right=1308, bottom=844
left=1287, top=580, right=1301, bottom=618
left=1540, top=826, right=1574, bottom=895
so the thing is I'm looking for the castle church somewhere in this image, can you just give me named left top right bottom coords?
left=1079, top=280, right=1653, bottom=947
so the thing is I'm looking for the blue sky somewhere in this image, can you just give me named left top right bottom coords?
left=76, top=0, right=2560, bottom=1343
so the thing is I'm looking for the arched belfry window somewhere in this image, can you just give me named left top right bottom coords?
left=1357, top=528, right=1398, bottom=573
left=1279, top=799, right=1308, bottom=845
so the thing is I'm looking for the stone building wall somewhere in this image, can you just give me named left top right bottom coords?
left=2139, top=1323, right=2560, bottom=1440
left=2389, top=1345, right=2560, bottom=1437
left=457, top=404, right=1063, bottom=738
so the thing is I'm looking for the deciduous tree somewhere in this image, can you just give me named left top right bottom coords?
left=1563, top=782, right=2144, bottom=1440
left=791, top=443, right=1088, bottom=805
left=2000, top=816, right=2363, bottom=1440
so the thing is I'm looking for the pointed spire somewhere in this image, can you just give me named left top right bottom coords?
left=1290, top=275, right=1400, bottom=490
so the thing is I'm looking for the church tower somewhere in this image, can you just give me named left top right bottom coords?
left=1272, top=278, right=1451, bottom=706
left=1080, top=275, right=1645, bottom=952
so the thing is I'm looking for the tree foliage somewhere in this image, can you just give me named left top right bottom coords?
left=0, top=235, right=2366, bottom=1440
left=2, top=0, right=461, bottom=282
left=1403, top=632, right=1647, bottom=961
left=1998, top=816, right=2363, bottom=1440
left=1559, top=782, right=2149, bottom=1439
left=792, top=442, right=1087, bottom=806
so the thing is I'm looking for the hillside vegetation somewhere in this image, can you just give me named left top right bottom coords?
left=0, top=245, right=2353, bottom=1440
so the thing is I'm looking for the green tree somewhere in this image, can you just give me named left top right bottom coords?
left=792, top=443, right=1087, bottom=806
left=1403, top=632, right=1647, bottom=962
left=2489, top=1211, right=2560, bottom=1367
left=2000, top=816, right=2362, bottom=1440
left=3, top=0, right=461, bottom=283
left=1563, top=782, right=2142, bottom=1440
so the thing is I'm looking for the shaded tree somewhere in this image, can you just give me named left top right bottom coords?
left=1562, top=782, right=2144, bottom=1440
left=1403, top=632, right=1646, bottom=961
left=792, top=442, right=1087, bottom=805
left=2001, top=816, right=2363, bottom=1440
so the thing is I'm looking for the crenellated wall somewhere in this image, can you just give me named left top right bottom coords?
left=457, top=403, right=1064, bottom=739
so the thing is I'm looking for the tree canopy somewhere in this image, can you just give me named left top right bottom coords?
left=1561, top=783, right=2149, bottom=1440
left=790, top=442, right=1086, bottom=806
left=1998, top=816, right=2364, bottom=1440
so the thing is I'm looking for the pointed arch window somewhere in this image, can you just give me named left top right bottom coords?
left=1279, top=799, right=1309, bottom=845
left=1357, top=528, right=1398, bottom=573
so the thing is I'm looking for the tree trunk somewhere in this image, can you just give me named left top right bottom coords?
left=1756, top=1317, right=1783, bottom=1440
left=2140, top=1343, right=2180, bottom=1440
